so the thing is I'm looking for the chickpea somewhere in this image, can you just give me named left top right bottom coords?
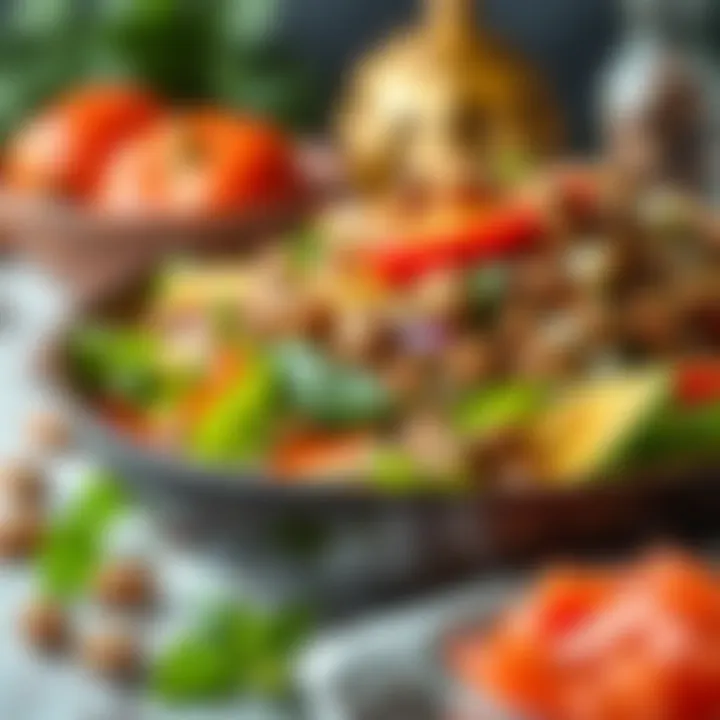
left=332, top=310, right=398, bottom=366
left=381, top=355, right=430, bottom=406
left=622, top=288, right=683, bottom=355
left=443, top=333, right=495, bottom=388
left=21, top=597, right=69, bottom=654
left=92, top=559, right=155, bottom=611
left=510, top=253, right=573, bottom=311
left=26, top=410, right=71, bottom=454
left=465, top=428, right=539, bottom=489
left=0, top=461, right=46, bottom=510
left=0, top=511, right=45, bottom=560
left=243, top=279, right=296, bottom=339
left=514, top=326, right=583, bottom=381
left=400, top=412, right=461, bottom=477
left=292, top=291, right=335, bottom=344
left=413, top=269, right=468, bottom=323
left=80, top=628, right=142, bottom=682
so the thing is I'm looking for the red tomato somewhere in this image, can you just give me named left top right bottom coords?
left=5, top=85, right=161, bottom=200
left=675, top=359, right=720, bottom=407
left=96, top=111, right=300, bottom=217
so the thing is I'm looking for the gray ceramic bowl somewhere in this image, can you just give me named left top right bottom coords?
left=42, top=275, right=720, bottom=567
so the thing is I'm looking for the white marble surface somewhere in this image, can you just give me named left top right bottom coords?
left=0, top=264, right=293, bottom=720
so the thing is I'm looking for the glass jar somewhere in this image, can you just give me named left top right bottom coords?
left=598, top=0, right=720, bottom=198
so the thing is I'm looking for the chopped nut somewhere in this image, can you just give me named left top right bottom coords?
left=443, top=333, right=495, bottom=387
left=465, top=428, right=539, bottom=489
left=381, top=355, right=430, bottom=406
left=413, top=269, right=468, bottom=323
left=92, top=559, right=155, bottom=611
left=293, top=292, right=335, bottom=343
left=622, top=288, right=683, bottom=355
left=510, top=253, right=574, bottom=311
left=400, top=412, right=461, bottom=476
left=0, top=461, right=46, bottom=509
left=21, top=597, right=69, bottom=654
left=80, top=628, right=142, bottom=682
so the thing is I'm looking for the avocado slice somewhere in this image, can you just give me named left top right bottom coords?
left=529, top=370, right=669, bottom=484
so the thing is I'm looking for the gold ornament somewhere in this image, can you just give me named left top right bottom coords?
left=337, top=0, right=563, bottom=192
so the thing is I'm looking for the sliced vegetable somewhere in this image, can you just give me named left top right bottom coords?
left=361, top=203, right=544, bottom=286
left=528, top=370, right=669, bottom=483
left=674, top=358, right=720, bottom=407
left=191, top=354, right=277, bottom=464
left=272, top=431, right=372, bottom=480
left=273, top=341, right=391, bottom=428
left=456, top=383, right=547, bottom=437
left=69, top=324, right=164, bottom=407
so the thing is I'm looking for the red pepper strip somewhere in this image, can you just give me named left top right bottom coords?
left=363, top=203, right=546, bottom=286
left=674, top=359, right=720, bottom=407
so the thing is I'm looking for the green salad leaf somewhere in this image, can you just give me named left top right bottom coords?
left=69, top=324, right=166, bottom=408
left=274, top=341, right=391, bottom=429
left=151, top=602, right=313, bottom=703
left=38, top=472, right=128, bottom=600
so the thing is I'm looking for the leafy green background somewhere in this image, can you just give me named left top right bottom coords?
left=0, top=0, right=322, bottom=140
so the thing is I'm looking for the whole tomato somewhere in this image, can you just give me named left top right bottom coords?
left=95, top=111, right=300, bottom=217
left=5, top=85, right=161, bottom=201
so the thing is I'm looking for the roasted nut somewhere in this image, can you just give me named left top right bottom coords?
left=465, top=428, right=539, bottom=489
left=80, top=629, right=142, bottom=682
left=332, top=311, right=398, bottom=365
left=510, top=253, right=573, bottom=311
left=514, top=330, right=582, bottom=381
left=21, top=597, right=69, bottom=654
left=622, top=289, right=683, bottom=354
left=381, top=355, right=430, bottom=406
left=243, top=280, right=296, bottom=339
left=92, top=559, right=155, bottom=611
left=26, top=411, right=71, bottom=453
left=0, top=461, right=46, bottom=509
left=0, top=511, right=45, bottom=559
left=443, top=333, right=495, bottom=387
left=413, top=269, right=468, bottom=323
left=293, top=292, right=335, bottom=343
left=400, top=412, right=461, bottom=476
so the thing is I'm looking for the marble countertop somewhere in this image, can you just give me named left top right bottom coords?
left=0, top=264, right=292, bottom=720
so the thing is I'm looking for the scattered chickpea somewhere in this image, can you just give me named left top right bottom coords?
left=381, top=355, right=429, bottom=406
left=443, top=333, right=495, bottom=388
left=21, top=597, right=69, bottom=654
left=0, top=511, right=45, bottom=560
left=0, top=461, right=46, bottom=510
left=400, top=412, right=461, bottom=476
left=26, top=410, right=71, bottom=454
left=465, top=428, right=539, bottom=489
left=92, top=559, right=155, bottom=611
left=79, top=628, right=142, bottom=682
left=332, top=311, right=398, bottom=365
left=413, top=269, right=467, bottom=323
